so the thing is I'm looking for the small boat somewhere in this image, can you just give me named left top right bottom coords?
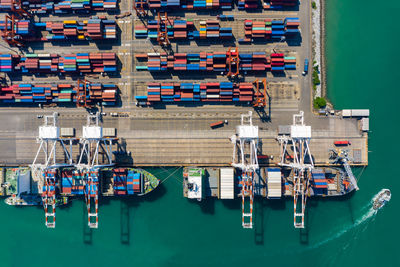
left=373, top=189, right=391, bottom=210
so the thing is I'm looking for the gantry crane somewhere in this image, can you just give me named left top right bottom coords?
left=133, top=0, right=148, bottom=17
left=77, top=78, right=92, bottom=108
left=31, top=112, right=74, bottom=228
left=277, top=111, right=313, bottom=228
left=1, top=0, right=31, bottom=47
left=1, top=14, right=23, bottom=47
left=253, top=78, right=268, bottom=108
left=329, top=149, right=359, bottom=191
left=157, top=12, right=170, bottom=47
left=77, top=112, right=115, bottom=228
left=231, top=111, right=259, bottom=228
left=227, top=47, right=240, bottom=78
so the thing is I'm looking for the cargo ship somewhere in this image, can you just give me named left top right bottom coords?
left=2, top=167, right=160, bottom=206
left=183, top=166, right=356, bottom=201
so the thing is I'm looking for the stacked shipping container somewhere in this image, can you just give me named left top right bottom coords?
left=0, top=0, right=117, bottom=13
left=136, top=51, right=295, bottom=73
left=0, top=53, right=117, bottom=74
left=136, top=82, right=254, bottom=104
left=0, top=17, right=116, bottom=42
left=262, top=0, right=297, bottom=9
left=143, top=0, right=233, bottom=9
left=135, top=19, right=232, bottom=40
left=0, top=82, right=117, bottom=105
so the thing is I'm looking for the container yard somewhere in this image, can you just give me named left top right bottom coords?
left=0, top=0, right=370, bottom=231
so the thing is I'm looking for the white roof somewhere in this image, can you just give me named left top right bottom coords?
left=82, top=126, right=102, bottom=139
left=342, top=109, right=351, bottom=117
left=188, top=172, right=202, bottom=199
left=39, top=126, right=59, bottom=139
left=290, top=125, right=311, bottom=138
left=236, top=125, right=258, bottom=139
left=267, top=169, right=282, bottom=198
left=220, top=168, right=234, bottom=199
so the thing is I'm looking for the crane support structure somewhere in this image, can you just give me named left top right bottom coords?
left=329, top=149, right=359, bottom=191
left=31, top=112, right=74, bottom=228
left=77, top=112, right=115, bottom=228
left=134, top=0, right=148, bottom=17
left=253, top=78, right=268, bottom=108
left=157, top=12, right=170, bottom=47
left=231, top=111, right=259, bottom=229
left=227, top=47, right=240, bottom=78
left=277, top=111, right=314, bottom=228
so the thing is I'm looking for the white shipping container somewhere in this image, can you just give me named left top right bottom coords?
left=351, top=109, right=369, bottom=117
left=60, top=128, right=74, bottom=137
left=267, top=169, right=282, bottom=198
left=342, top=109, right=351, bottom=117
left=103, top=128, right=116, bottom=137
left=220, top=168, right=234, bottom=199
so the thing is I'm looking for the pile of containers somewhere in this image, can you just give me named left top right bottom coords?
left=0, top=0, right=117, bottom=13
left=0, top=53, right=117, bottom=74
left=311, top=169, right=328, bottom=195
left=0, top=82, right=117, bottom=105
left=112, top=169, right=141, bottom=195
left=136, top=82, right=254, bottom=104
left=0, top=17, right=116, bottom=42
left=262, top=0, right=297, bottom=9
left=284, top=17, right=300, bottom=35
left=238, top=0, right=258, bottom=10
left=135, top=19, right=232, bottom=40
left=0, top=19, right=32, bottom=36
left=136, top=51, right=295, bottom=73
left=146, top=0, right=232, bottom=9
left=241, top=18, right=299, bottom=43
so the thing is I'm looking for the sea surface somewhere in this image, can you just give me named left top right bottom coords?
left=0, top=1, right=399, bottom=266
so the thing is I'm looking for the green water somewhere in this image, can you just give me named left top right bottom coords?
left=1, top=1, right=399, bottom=266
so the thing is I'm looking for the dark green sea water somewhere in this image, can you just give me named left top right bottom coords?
left=1, top=1, right=399, bottom=266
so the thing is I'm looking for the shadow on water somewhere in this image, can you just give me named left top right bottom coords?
left=82, top=202, right=93, bottom=245
left=188, top=198, right=216, bottom=215
left=120, top=200, right=130, bottom=245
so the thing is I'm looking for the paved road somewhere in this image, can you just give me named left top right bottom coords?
left=0, top=3, right=368, bottom=167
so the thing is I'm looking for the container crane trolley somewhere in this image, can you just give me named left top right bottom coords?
left=231, top=111, right=259, bottom=229
left=277, top=111, right=314, bottom=228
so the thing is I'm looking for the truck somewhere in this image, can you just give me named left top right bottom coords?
left=210, top=120, right=228, bottom=129
left=302, top=58, right=309, bottom=75
left=334, top=140, right=351, bottom=146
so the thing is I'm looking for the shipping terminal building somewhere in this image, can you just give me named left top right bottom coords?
left=0, top=0, right=369, bottom=229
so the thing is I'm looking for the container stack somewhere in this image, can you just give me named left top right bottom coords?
left=284, top=17, right=300, bottom=35
left=271, top=53, right=285, bottom=72
left=238, top=0, right=258, bottom=10
left=145, top=0, right=232, bottom=10
left=113, top=168, right=127, bottom=195
left=146, top=83, right=161, bottom=102
left=0, top=54, right=13, bottom=72
left=136, top=82, right=256, bottom=104
left=136, top=51, right=294, bottom=73
left=284, top=56, right=296, bottom=70
left=311, top=169, right=328, bottom=195
left=61, top=169, right=73, bottom=195
left=0, top=18, right=116, bottom=42
left=0, top=82, right=117, bottom=105
left=135, top=19, right=231, bottom=41
left=0, top=0, right=118, bottom=14
left=0, top=19, right=33, bottom=36
left=0, top=52, right=117, bottom=74
left=263, top=0, right=297, bottom=10
left=241, top=18, right=300, bottom=43
left=71, top=170, right=85, bottom=195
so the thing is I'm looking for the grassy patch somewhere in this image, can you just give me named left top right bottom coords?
left=312, top=1, right=316, bottom=9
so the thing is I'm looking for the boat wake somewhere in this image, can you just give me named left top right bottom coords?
left=310, top=190, right=389, bottom=249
